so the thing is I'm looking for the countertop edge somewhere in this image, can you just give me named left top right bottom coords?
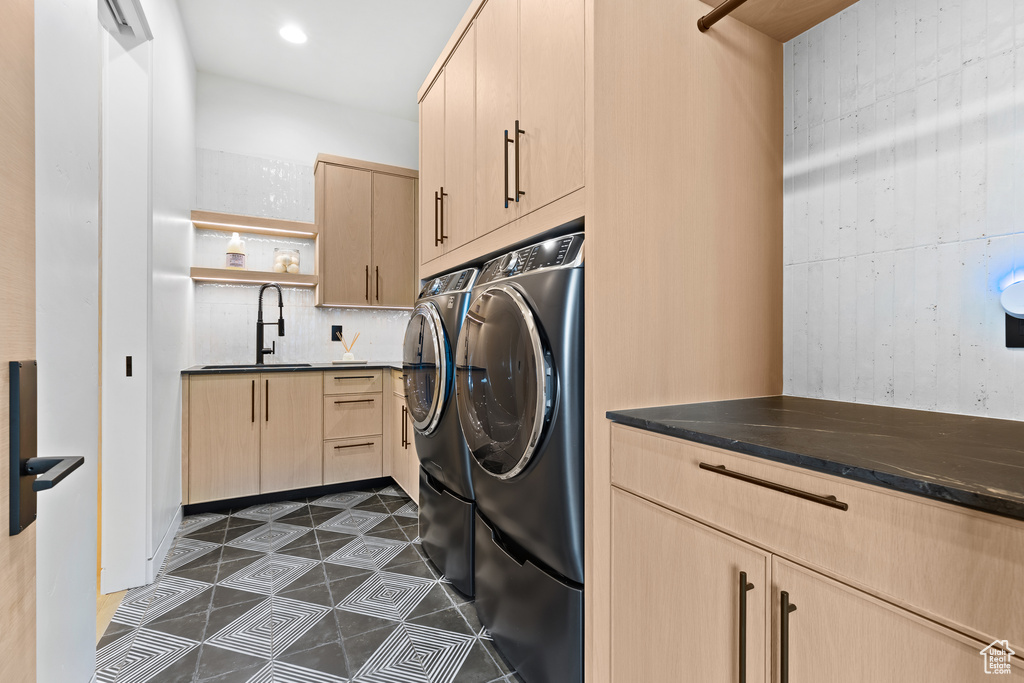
left=183, top=362, right=403, bottom=376
left=607, top=410, right=1024, bottom=523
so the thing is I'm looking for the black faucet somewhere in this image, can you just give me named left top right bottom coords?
left=256, top=283, right=285, bottom=365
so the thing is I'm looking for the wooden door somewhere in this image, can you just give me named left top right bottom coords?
left=188, top=375, right=260, bottom=503
left=372, top=173, right=417, bottom=307
left=474, top=0, right=520, bottom=236
left=518, top=0, right=585, bottom=215
left=321, top=164, right=372, bottom=305
left=611, top=489, right=770, bottom=683
left=419, top=74, right=446, bottom=265
left=1, top=0, right=37, bottom=676
left=443, top=25, right=476, bottom=250
left=260, top=373, right=322, bottom=494
left=773, top=558, right=1022, bottom=682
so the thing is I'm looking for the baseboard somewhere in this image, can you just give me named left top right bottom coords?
left=146, top=505, right=182, bottom=583
left=182, top=477, right=392, bottom=516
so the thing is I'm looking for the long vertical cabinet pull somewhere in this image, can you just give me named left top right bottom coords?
left=514, top=120, right=526, bottom=201
left=780, top=591, right=797, bottom=683
left=375, top=266, right=380, bottom=302
left=365, top=265, right=370, bottom=301
left=504, top=129, right=515, bottom=207
left=251, top=379, right=255, bottom=423
left=439, top=187, right=448, bottom=242
left=264, top=379, right=269, bottom=422
left=434, top=190, right=442, bottom=246
left=738, top=571, right=754, bottom=682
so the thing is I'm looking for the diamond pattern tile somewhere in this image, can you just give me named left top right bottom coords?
left=227, top=523, right=311, bottom=553
left=97, top=485, right=517, bottom=683
left=316, top=509, right=388, bottom=535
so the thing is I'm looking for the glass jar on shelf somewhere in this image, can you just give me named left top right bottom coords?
left=273, top=248, right=300, bottom=274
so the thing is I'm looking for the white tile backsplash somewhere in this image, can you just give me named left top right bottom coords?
left=785, top=0, right=1024, bottom=419
left=194, top=149, right=410, bottom=365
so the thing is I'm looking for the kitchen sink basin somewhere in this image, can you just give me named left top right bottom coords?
left=201, top=363, right=313, bottom=369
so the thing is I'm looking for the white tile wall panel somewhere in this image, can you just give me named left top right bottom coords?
left=194, top=149, right=410, bottom=366
left=785, top=0, right=1024, bottom=419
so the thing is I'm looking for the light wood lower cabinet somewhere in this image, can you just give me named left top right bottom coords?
left=324, top=394, right=382, bottom=439
left=188, top=374, right=261, bottom=503
left=261, top=373, right=323, bottom=494
left=325, top=437, right=383, bottom=485
left=390, top=390, right=419, bottom=504
left=612, top=489, right=769, bottom=683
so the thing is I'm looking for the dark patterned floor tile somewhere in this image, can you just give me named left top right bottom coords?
left=184, top=518, right=230, bottom=537
left=323, top=562, right=374, bottom=584
left=169, top=560, right=221, bottom=584
left=217, top=546, right=264, bottom=567
left=209, top=584, right=265, bottom=612
left=408, top=606, right=474, bottom=635
left=442, top=581, right=474, bottom=606
left=337, top=622, right=400, bottom=672
left=97, top=625, right=136, bottom=651
left=452, top=641, right=505, bottom=683
left=380, top=544, right=422, bottom=569
left=406, top=584, right=457, bottom=620
left=274, top=608, right=341, bottom=657
left=279, top=581, right=333, bottom=608
left=188, top=527, right=229, bottom=545
left=276, top=640, right=352, bottom=679
left=362, top=516, right=405, bottom=538
left=395, top=515, right=418, bottom=530
left=351, top=499, right=389, bottom=513
left=385, top=556, right=436, bottom=580
left=276, top=542, right=322, bottom=561
left=274, top=561, right=329, bottom=594
left=206, top=596, right=264, bottom=633
left=195, top=642, right=268, bottom=682
left=225, top=515, right=263, bottom=530
left=146, top=645, right=201, bottom=683
left=314, top=528, right=358, bottom=547
left=152, top=588, right=215, bottom=624
left=274, top=513, right=317, bottom=529
left=457, top=601, right=483, bottom=633
left=380, top=496, right=412, bottom=513
left=147, top=608, right=210, bottom=642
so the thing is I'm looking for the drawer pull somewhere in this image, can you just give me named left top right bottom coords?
left=780, top=590, right=797, bottom=683
left=334, top=399, right=375, bottom=405
left=334, top=442, right=374, bottom=450
left=698, top=463, right=849, bottom=511
left=739, top=571, right=754, bottom=682
left=333, top=375, right=376, bottom=380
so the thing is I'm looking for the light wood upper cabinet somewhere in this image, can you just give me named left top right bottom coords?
left=260, top=373, right=323, bottom=494
left=518, top=0, right=584, bottom=215
left=320, top=164, right=372, bottom=306
left=188, top=374, right=261, bottom=503
left=419, top=75, right=446, bottom=265
left=372, top=173, right=417, bottom=307
left=443, top=25, right=477, bottom=250
left=475, top=0, right=520, bottom=236
left=316, top=155, right=418, bottom=307
left=612, top=489, right=769, bottom=683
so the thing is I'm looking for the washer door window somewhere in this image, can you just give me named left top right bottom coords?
left=456, top=284, right=551, bottom=479
left=403, top=302, right=449, bottom=435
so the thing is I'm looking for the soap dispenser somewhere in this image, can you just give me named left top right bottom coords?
left=226, top=232, right=246, bottom=270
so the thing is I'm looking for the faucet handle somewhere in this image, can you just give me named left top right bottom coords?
left=264, top=341, right=275, bottom=356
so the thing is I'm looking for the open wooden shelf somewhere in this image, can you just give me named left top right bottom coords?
left=191, top=210, right=317, bottom=239
left=190, top=267, right=318, bottom=287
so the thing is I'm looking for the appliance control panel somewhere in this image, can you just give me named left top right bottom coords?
left=477, top=233, right=584, bottom=285
left=417, top=267, right=478, bottom=300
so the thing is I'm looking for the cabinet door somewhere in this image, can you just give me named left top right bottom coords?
left=322, top=164, right=373, bottom=305
left=773, top=558, right=1021, bottom=682
left=443, top=24, right=476, bottom=250
left=611, top=488, right=769, bottom=683
left=372, top=173, right=416, bottom=307
left=475, top=0, right=519, bottom=236
left=325, top=437, right=383, bottom=485
left=260, top=373, right=323, bottom=494
left=419, top=74, right=446, bottom=265
left=405, top=407, right=419, bottom=504
left=518, top=0, right=584, bottom=215
left=391, top=397, right=407, bottom=493
left=189, top=374, right=260, bottom=503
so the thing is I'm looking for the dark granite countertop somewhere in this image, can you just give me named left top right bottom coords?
left=607, top=396, right=1024, bottom=522
left=182, top=361, right=402, bottom=376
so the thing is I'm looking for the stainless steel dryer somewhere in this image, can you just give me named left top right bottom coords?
left=455, top=233, right=584, bottom=683
left=402, top=267, right=478, bottom=597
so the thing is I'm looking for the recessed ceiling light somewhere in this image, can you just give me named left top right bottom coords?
left=279, top=25, right=307, bottom=44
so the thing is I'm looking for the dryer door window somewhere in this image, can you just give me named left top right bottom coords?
left=403, top=302, right=449, bottom=435
left=456, top=284, right=552, bottom=479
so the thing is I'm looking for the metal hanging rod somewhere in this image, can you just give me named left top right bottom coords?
left=697, top=0, right=751, bottom=32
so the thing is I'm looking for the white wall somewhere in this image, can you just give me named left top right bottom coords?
left=194, top=150, right=410, bottom=364
left=783, top=0, right=1024, bottom=419
left=35, top=0, right=101, bottom=679
left=197, top=71, right=419, bottom=168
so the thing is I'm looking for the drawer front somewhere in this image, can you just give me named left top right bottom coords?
left=324, top=437, right=383, bottom=485
left=392, top=368, right=406, bottom=398
left=324, top=369, right=382, bottom=395
left=611, top=424, right=1024, bottom=650
left=324, top=393, right=383, bottom=439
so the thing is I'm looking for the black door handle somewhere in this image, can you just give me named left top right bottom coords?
left=780, top=590, right=797, bottom=683
left=739, top=571, right=754, bottom=682
left=23, top=457, right=84, bottom=492
left=504, top=129, right=515, bottom=208
left=376, top=265, right=380, bottom=302
left=439, top=187, right=448, bottom=242
left=434, top=190, right=442, bottom=246
left=514, top=120, right=525, bottom=202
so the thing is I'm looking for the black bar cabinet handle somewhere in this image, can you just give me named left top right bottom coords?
left=334, top=375, right=375, bottom=380
left=334, top=399, right=375, bottom=405
left=365, top=265, right=369, bottom=301
left=265, top=379, right=269, bottom=421
left=376, top=266, right=380, bottom=302
left=739, top=571, right=754, bottom=683
left=439, top=187, right=447, bottom=242
left=514, top=120, right=525, bottom=201
left=334, top=442, right=375, bottom=450
left=780, top=591, right=797, bottom=683
left=251, top=379, right=255, bottom=423
left=699, top=463, right=849, bottom=511
left=436, top=189, right=444, bottom=245
left=504, top=129, right=514, bottom=208
left=403, top=406, right=410, bottom=448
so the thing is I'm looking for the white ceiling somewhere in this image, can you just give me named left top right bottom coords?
left=177, top=0, right=473, bottom=122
